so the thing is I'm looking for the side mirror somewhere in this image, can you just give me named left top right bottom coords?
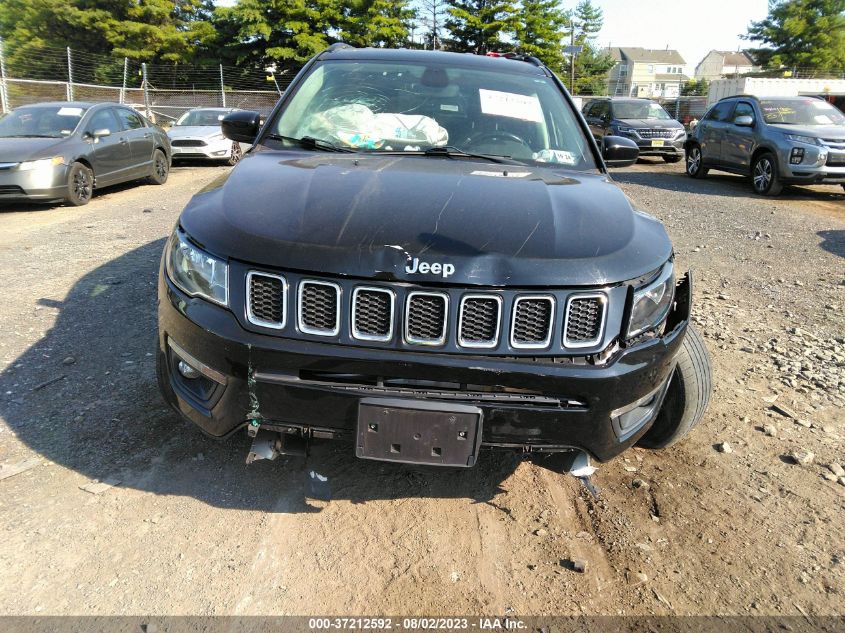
left=222, top=110, right=261, bottom=143
left=734, top=115, right=754, bottom=127
left=602, top=135, right=639, bottom=167
left=91, top=128, right=111, bottom=138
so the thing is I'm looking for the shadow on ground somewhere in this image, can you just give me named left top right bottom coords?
left=0, top=239, right=527, bottom=513
left=817, top=230, right=845, bottom=259
left=613, top=165, right=845, bottom=202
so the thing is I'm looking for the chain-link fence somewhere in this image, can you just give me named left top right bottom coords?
left=0, top=40, right=295, bottom=122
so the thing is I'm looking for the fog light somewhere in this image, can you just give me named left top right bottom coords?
left=790, top=147, right=805, bottom=165
left=611, top=382, right=666, bottom=441
left=178, top=360, right=201, bottom=379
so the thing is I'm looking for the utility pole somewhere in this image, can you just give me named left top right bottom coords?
left=120, top=57, right=128, bottom=104
left=141, top=62, right=151, bottom=119
left=570, top=28, right=575, bottom=93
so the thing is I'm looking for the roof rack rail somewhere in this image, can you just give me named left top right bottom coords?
left=485, top=51, right=544, bottom=67
left=326, top=42, right=356, bottom=52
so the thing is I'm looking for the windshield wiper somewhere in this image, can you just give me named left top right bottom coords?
left=422, top=145, right=517, bottom=164
left=3, top=134, right=60, bottom=138
left=263, top=133, right=355, bottom=153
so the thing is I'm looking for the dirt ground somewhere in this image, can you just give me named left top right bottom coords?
left=0, top=158, right=843, bottom=618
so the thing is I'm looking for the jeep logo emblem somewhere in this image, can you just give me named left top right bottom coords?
left=405, top=257, right=455, bottom=278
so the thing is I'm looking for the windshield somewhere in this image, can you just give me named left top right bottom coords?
left=175, top=110, right=228, bottom=126
left=268, top=59, right=597, bottom=169
left=760, top=99, right=845, bottom=126
left=613, top=101, right=672, bottom=120
left=0, top=105, right=88, bottom=138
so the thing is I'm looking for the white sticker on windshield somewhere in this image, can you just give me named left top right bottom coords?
left=814, top=114, right=833, bottom=124
left=57, top=107, right=83, bottom=116
left=479, top=89, right=543, bottom=123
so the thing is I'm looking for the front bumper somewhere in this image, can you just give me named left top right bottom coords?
left=157, top=269, right=691, bottom=463
left=0, top=164, right=69, bottom=201
left=634, top=138, right=685, bottom=156
left=169, top=139, right=232, bottom=160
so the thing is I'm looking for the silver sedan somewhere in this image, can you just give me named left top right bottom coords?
left=167, top=108, right=249, bottom=165
left=0, top=101, right=171, bottom=206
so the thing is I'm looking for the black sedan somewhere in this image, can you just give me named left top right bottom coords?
left=0, top=101, right=171, bottom=206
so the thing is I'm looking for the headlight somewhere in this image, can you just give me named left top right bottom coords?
left=784, top=134, right=821, bottom=146
left=19, top=156, right=64, bottom=171
left=165, top=228, right=228, bottom=306
left=626, top=262, right=674, bottom=339
left=615, top=126, right=636, bottom=135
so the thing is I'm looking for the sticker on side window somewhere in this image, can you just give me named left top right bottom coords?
left=479, top=89, right=543, bottom=123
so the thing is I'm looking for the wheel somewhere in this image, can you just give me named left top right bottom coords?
left=685, top=145, right=708, bottom=178
left=65, top=162, right=93, bottom=206
left=663, top=154, right=683, bottom=163
left=147, top=149, right=169, bottom=185
left=227, top=142, right=243, bottom=166
left=751, top=152, right=782, bottom=196
left=637, top=325, right=712, bottom=449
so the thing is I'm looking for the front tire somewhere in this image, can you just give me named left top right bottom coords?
left=637, top=325, right=712, bottom=449
left=226, top=142, right=243, bottom=166
left=65, top=162, right=93, bottom=206
left=663, top=154, right=683, bottom=163
left=685, top=145, right=708, bottom=178
left=147, top=149, right=169, bottom=185
left=751, top=152, right=782, bottom=196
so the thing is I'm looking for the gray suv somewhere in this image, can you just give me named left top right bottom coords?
left=685, top=95, right=845, bottom=195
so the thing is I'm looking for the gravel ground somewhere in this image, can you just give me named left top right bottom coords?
left=0, top=158, right=843, bottom=617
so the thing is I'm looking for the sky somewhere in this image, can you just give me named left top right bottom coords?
left=594, top=0, right=771, bottom=74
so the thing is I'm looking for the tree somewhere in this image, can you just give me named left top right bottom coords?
left=341, top=0, right=416, bottom=48
left=681, top=78, right=710, bottom=96
left=564, top=0, right=614, bottom=94
left=417, top=0, right=449, bottom=49
left=211, top=0, right=341, bottom=68
left=513, top=0, right=569, bottom=72
left=444, top=0, right=518, bottom=54
left=743, top=0, right=845, bottom=74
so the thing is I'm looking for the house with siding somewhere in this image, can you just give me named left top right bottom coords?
left=605, top=47, right=688, bottom=98
left=694, top=50, right=759, bottom=81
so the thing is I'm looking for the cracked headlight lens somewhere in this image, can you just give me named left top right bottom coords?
left=626, top=261, right=674, bottom=339
left=165, top=228, right=228, bottom=306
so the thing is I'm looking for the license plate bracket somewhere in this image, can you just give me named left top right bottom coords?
left=356, top=399, right=483, bottom=467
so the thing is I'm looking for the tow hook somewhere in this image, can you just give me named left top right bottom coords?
left=246, top=426, right=308, bottom=464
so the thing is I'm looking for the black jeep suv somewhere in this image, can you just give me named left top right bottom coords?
left=157, top=46, right=711, bottom=469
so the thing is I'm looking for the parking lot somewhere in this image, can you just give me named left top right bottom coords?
left=0, top=159, right=843, bottom=616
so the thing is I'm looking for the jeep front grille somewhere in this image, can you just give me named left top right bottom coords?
left=243, top=269, right=612, bottom=355
left=298, top=280, right=341, bottom=336
left=405, top=292, right=448, bottom=345
left=511, top=296, right=554, bottom=349
left=352, top=287, right=394, bottom=341
left=564, top=295, right=606, bottom=347
left=458, top=295, right=502, bottom=348
left=247, top=272, right=286, bottom=329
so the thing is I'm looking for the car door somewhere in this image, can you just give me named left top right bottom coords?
left=721, top=101, right=757, bottom=171
left=83, top=107, right=131, bottom=185
left=115, top=107, right=155, bottom=177
left=585, top=101, right=609, bottom=140
left=697, top=100, right=734, bottom=165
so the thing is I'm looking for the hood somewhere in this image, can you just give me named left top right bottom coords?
left=616, top=118, right=683, bottom=129
left=179, top=151, right=672, bottom=287
left=769, top=124, right=845, bottom=140
left=0, top=137, right=69, bottom=163
left=168, top=126, right=223, bottom=140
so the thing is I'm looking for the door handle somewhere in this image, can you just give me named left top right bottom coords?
left=119, top=137, right=128, bottom=144
left=143, top=133, right=152, bottom=138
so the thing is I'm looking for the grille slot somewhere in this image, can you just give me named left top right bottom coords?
left=247, top=272, right=286, bottom=329
left=563, top=294, right=606, bottom=348
left=298, top=280, right=341, bottom=336
left=511, top=296, right=554, bottom=349
left=352, top=287, right=394, bottom=341
left=405, top=292, right=448, bottom=345
left=171, top=139, right=207, bottom=147
left=458, top=295, right=502, bottom=348
left=0, top=185, right=25, bottom=195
